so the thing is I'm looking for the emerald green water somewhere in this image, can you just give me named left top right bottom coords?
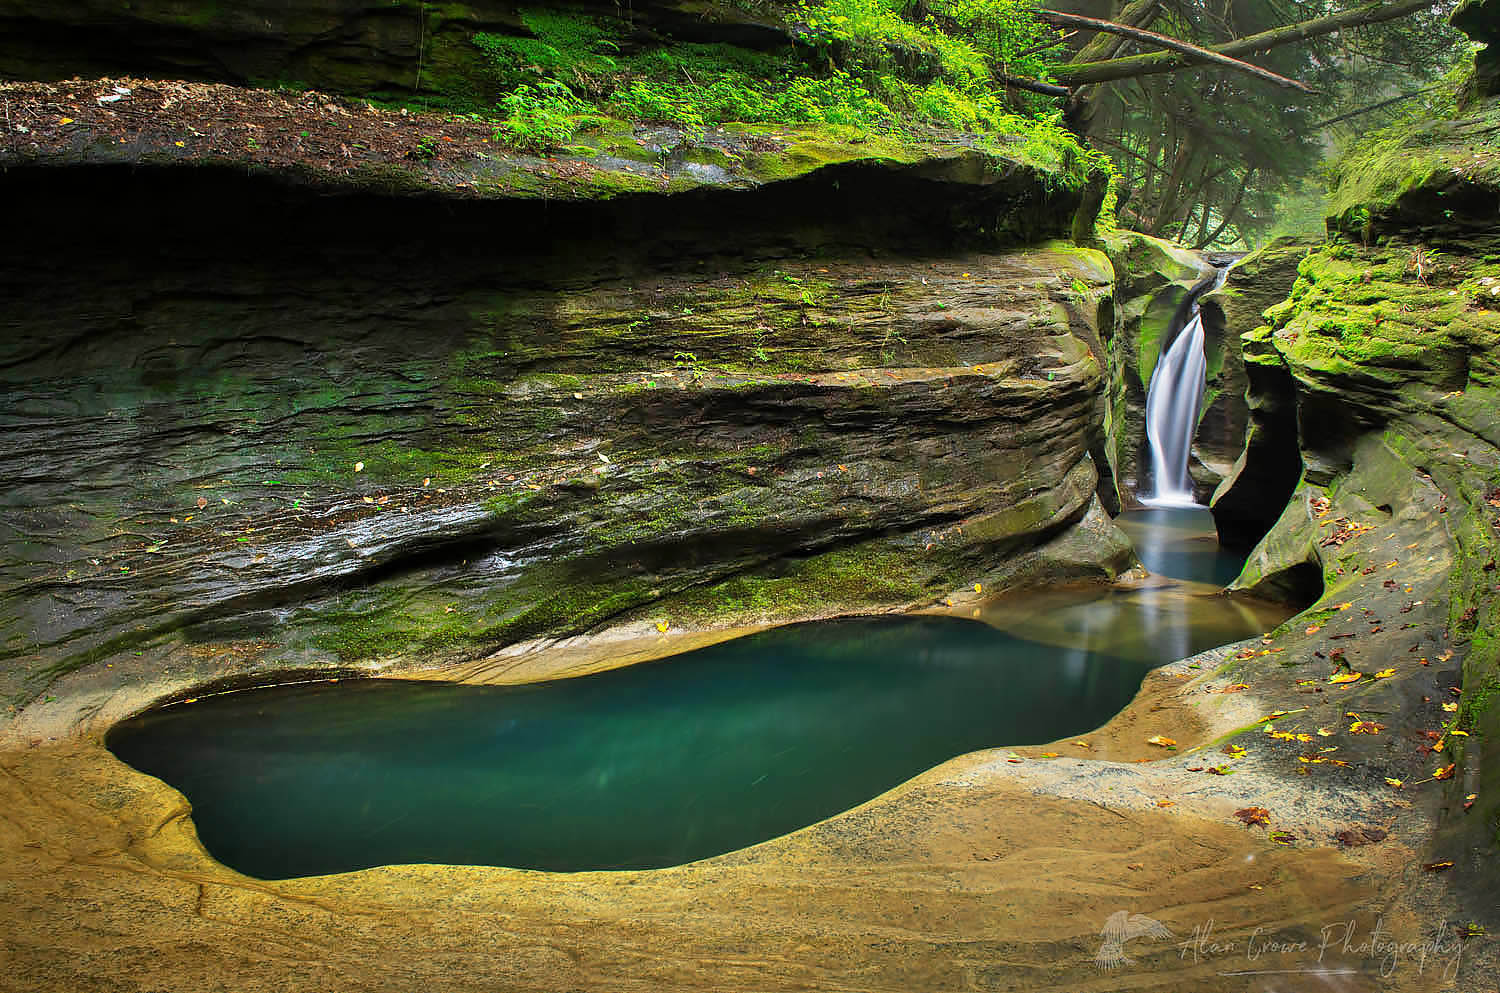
left=107, top=509, right=1286, bottom=880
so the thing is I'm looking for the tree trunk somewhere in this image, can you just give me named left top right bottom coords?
left=1148, top=140, right=1192, bottom=236
left=1053, top=0, right=1434, bottom=87
left=1038, top=9, right=1316, bottom=91
left=1072, top=0, right=1159, bottom=64
left=1197, top=168, right=1254, bottom=248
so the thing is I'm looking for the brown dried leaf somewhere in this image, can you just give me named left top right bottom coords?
left=1234, top=806, right=1271, bottom=828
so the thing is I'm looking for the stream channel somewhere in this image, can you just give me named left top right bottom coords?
left=108, top=507, right=1291, bottom=879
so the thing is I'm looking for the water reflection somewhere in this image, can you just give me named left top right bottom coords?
left=112, top=614, right=1169, bottom=878
left=107, top=508, right=1288, bottom=879
left=979, top=507, right=1283, bottom=667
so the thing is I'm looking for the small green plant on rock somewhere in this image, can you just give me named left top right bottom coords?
left=494, top=79, right=594, bottom=153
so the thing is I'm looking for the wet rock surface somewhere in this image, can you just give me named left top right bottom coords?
left=1212, top=91, right=1500, bottom=967
left=1098, top=230, right=1248, bottom=504
left=0, top=160, right=1124, bottom=721
left=1205, top=237, right=1315, bottom=549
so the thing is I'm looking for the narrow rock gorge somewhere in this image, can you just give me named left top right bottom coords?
left=1, top=0, right=1498, bottom=989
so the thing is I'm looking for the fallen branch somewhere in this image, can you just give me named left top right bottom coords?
left=1313, top=85, right=1443, bottom=128
left=1038, top=9, right=1316, bottom=92
left=999, top=75, right=1071, bottom=98
left=1053, top=0, right=1432, bottom=87
left=1072, top=0, right=1158, bottom=65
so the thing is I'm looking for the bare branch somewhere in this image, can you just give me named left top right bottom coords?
left=1054, top=0, right=1433, bottom=87
left=1312, top=84, right=1443, bottom=128
left=999, top=75, right=1072, bottom=97
left=1073, top=0, right=1159, bottom=64
left=1039, top=9, right=1317, bottom=92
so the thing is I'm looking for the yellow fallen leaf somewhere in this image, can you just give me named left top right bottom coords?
left=1349, top=721, right=1384, bottom=734
left=1434, top=764, right=1456, bottom=781
left=1039, top=751, right=1059, bottom=758
left=655, top=620, right=670, bottom=633
left=1374, top=668, right=1396, bottom=679
left=1147, top=735, right=1177, bottom=747
left=1451, top=729, right=1469, bottom=737
left=1156, top=799, right=1175, bottom=808
left=1329, top=672, right=1363, bottom=684
left=1317, top=727, right=1334, bottom=736
left=362, top=496, right=374, bottom=504
left=1072, top=740, right=1090, bottom=748
left=174, top=140, right=185, bottom=148
left=1305, top=624, right=1322, bottom=634
left=1335, top=602, right=1353, bottom=611
left=973, top=582, right=982, bottom=593
left=1442, top=702, right=1459, bottom=712
left=354, top=461, right=364, bottom=472
left=59, top=117, right=73, bottom=124
left=1385, top=777, right=1404, bottom=788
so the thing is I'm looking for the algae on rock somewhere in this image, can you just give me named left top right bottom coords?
left=0, top=152, right=1129, bottom=720
left=1218, top=65, right=1500, bottom=900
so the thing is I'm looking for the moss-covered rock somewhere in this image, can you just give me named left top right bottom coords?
left=0, top=159, right=1128, bottom=716
left=1205, top=237, right=1315, bottom=549
left=1454, top=0, right=1499, bottom=102
left=1225, top=103, right=1500, bottom=905
left=1325, top=91, right=1500, bottom=242
left=1098, top=230, right=1233, bottom=503
left=0, top=0, right=786, bottom=102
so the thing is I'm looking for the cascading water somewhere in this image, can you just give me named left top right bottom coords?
left=1141, top=266, right=1229, bottom=507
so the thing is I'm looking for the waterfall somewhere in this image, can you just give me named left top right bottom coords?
left=1142, top=267, right=1228, bottom=507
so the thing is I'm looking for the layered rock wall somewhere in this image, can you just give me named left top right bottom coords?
left=1204, top=238, right=1313, bottom=548
left=0, top=0, right=786, bottom=99
left=0, top=156, right=1129, bottom=722
left=1221, top=80, right=1500, bottom=893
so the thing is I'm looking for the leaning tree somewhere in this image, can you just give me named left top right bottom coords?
left=1013, top=0, right=1466, bottom=246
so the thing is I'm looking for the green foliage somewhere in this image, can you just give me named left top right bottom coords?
left=1086, top=0, right=1468, bottom=249
left=464, top=2, right=1099, bottom=174
left=474, top=11, right=620, bottom=89
left=494, top=79, right=597, bottom=153
left=796, top=0, right=1053, bottom=88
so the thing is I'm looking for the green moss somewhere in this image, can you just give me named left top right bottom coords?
left=451, top=0, right=1109, bottom=193
left=665, top=541, right=938, bottom=625
left=1326, top=89, right=1500, bottom=234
